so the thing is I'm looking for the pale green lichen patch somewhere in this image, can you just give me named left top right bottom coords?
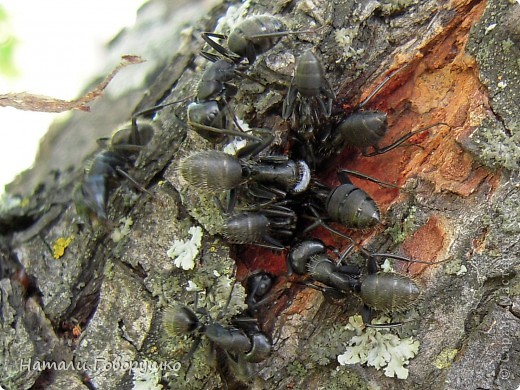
left=308, top=323, right=357, bottom=366
left=337, top=315, right=420, bottom=379
left=334, top=27, right=363, bottom=59
left=328, top=367, right=370, bottom=390
left=110, top=216, right=133, bottom=242
left=167, top=226, right=203, bottom=270
left=385, top=206, right=417, bottom=245
left=181, top=191, right=225, bottom=235
left=456, top=265, right=468, bottom=276
left=433, top=348, right=458, bottom=369
left=380, top=0, right=418, bottom=15
left=213, top=0, right=251, bottom=36
left=444, top=258, right=468, bottom=276
left=494, top=187, right=520, bottom=234
left=468, top=117, right=520, bottom=170
left=160, top=264, right=247, bottom=389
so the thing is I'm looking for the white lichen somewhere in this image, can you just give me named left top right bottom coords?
left=222, top=118, right=252, bottom=155
left=381, top=259, right=395, bottom=273
left=335, top=28, right=353, bottom=48
left=186, top=280, right=199, bottom=291
left=167, top=226, right=203, bottom=270
left=223, top=136, right=248, bottom=155
left=212, top=275, right=248, bottom=318
left=132, top=359, right=163, bottom=390
left=213, top=0, right=251, bottom=35
left=337, top=315, right=420, bottom=379
left=296, top=0, right=318, bottom=20
left=484, top=23, right=497, bottom=35
left=334, top=27, right=361, bottom=59
left=456, top=264, right=468, bottom=276
left=110, top=216, right=134, bottom=242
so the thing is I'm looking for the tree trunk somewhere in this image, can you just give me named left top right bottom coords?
left=1, top=0, right=519, bottom=389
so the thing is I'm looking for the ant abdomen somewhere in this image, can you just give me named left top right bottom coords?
left=163, top=305, right=200, bottom=335
left=228, top=16, right=285, bottom=60
left=325, top=183, right=380, bottom=229
left=221, top=213, right=271, bottom=244
left=179, top=150, right=245, bottom=191
left=360, top=272, right=421, bottom=313
left=337, top=111, right=388, bottom=149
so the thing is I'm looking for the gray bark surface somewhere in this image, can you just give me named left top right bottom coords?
left=1, top=0, right=519, bottom=389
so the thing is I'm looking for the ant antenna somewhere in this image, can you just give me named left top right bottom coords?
left=356, top=64, right=410, bottom=109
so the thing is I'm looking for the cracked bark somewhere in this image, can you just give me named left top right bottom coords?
left=1, top=0, right=519, bottom=389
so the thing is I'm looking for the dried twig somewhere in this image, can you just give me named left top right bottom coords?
left=0, top=55, right=145, bottom=113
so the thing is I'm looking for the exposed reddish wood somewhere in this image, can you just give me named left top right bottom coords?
left=402, top=216, right=449, bottom=275
left=239, top=0, right=493, bottom=335
left=340, top=0, right=492, bottom=208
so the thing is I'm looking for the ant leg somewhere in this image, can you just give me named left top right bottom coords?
left=226, top=189, right=238, bottom=215
left=254, top=238, right=286, bottom=251
left=360, top=305, right=374, bottom=326
left=336, top=244, right=357, bottom=265
left=302, top=206, right=355, bottom=247
left=320, top=79, right=335, bottom=117
left=315, top=96, right=330, bottom=119
left=246, top=184, right=286, bottom=206
left=362, top=307, right=405, bottom=328
left=232, top=67, right=266, bottom=87
left=199, top=51, right=221, bottom=63
left=218, top=268, right=238, bottom=321
left=297, top=280, right=344, bottom=295
left=201, top=32, right=241, bottom=62
left=115, top=168, right=154, bottom=198
left=360, top=248, right=444, bottom=273
left=365, top=321, right=413, bottom=328
left=132, top=97, right=192, bottom=117
left=363, top=123, right=451, bottom=157
left=370, top=252, right=451, bottom=266
left=131, top=96, right=193, bottom=123
left=262, top=203, right=296, bottom=218
left=246, top=25, right=325, bottom=41
left=245, top=272, right=274, bottom=315
left=214, top=189, right=237, bottom=215
left=189, top=122, right=264, bottom=142
left=357, top=247, right=379, bottom=274
left=282, top=84, right=298, bottom=120
left=234, top=129, right=274, bottom=159
left=245, top=44, right=258, bottom=65
left=337, top=169, right=401, bottom=189
left=183, top=336, right=203, bottom=363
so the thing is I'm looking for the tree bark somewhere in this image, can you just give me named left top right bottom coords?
left=1, top=0, right=519, bottom=389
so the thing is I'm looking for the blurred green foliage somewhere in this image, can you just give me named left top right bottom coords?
left=0, top=5, right=19, bottom=78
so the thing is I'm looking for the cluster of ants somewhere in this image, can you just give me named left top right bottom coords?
left=74, top=15, right=448, bottom=384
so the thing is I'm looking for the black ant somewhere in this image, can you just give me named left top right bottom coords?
left=74, top=107, right=159, bottom=222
